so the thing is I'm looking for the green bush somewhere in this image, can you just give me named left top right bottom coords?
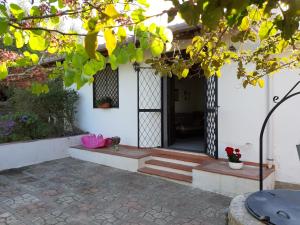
left=0, top=112, right=50, bottom=143
left=0, top=79, right=82, bottom=143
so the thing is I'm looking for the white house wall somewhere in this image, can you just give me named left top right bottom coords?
left=272, top=70, right=300, bottom=184
left=76, top=64, right=138, bottom=146
left=218, top=63, right=268, bottom=163
left=75, top=61, right=300, bottom=185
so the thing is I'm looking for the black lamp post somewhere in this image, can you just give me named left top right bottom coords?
left=259, top=80, right=300, bottom=190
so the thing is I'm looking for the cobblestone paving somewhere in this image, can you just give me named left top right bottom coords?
left=0, top=158, right=230, bottom=225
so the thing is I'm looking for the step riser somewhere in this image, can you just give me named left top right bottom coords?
left=151, top=157, right=199, bottom=167
left=145, top=165, right=192, bottom=176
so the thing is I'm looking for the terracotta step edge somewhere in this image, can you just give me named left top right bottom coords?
left=145, top=159, right=194, bottom=172
left=138, top=167, right=192, bottom=183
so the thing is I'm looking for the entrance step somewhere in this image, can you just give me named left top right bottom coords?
left=138, top=167, right=192, bottom=183
left=151, top=149, right=210, bottom=164
left=145, top=159, right=193, bottom=172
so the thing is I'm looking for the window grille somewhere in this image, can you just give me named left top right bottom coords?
left=93, top=66, right=119, bottom=108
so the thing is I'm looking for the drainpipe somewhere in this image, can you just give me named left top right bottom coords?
left=266, top=76, right=275, bottom=169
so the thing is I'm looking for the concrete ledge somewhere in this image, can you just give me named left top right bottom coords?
left=228, top=194, right=264, bottom=225
left=0, top=135, right=83, bottom=171
left=68, top=147, right=150, bottom=172
left=192, top=164, right=275, bottom=197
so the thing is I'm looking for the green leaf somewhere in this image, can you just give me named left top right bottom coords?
left=149, top=23, right=156, bottom=34
left=116, top=48, right=129, bottom=64
left=117, top=27, right=126, bottom=40
left=179, top=2, right=201, bottom=25
left=104, top=4, right=119, bottom=18
left=109, top=54, right=118, bottom=70
left=0, top=63, right=8, bottom=79
left=30, top=54, right=39, bottom=64
left=136, top=48, right=144, bottom=63
left=167, top=8, right=177, bottom=23
left=58, top=0, right=64, bottom=8
left=150, top=38, right=164, bottom=57
left=259, top=21, right=276, bottom=40
left=0, top=18, right=8, bottom=34
left=3, top=33, right=13, bottom=46
left=104, top=29, right=117, bottom=56
left=131, top=9, right=145, bottom=23
left=202, top=6, right=223, bottom=29
left=83, top=60, right=97, bottom=76
left=84, top=30, right=98, bottom=58
left=9, top=3, right=25, bottom=20
left=29, top=34, right=47, bottom=51
left=14, top=31, right=24, bottom=48
left=30, top=6, right=41, bottom=16
left=0, top=4, right=8, bottom=17
left=31, top=83, right=49, bottom=95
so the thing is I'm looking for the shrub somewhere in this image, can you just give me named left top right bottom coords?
left=0, top=79, right=82, bottom=143
left=0, top=112, right=50, bottom=143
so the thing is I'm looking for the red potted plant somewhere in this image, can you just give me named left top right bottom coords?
left=96, top=97, right=113, bottom=109
left=225, top=147, right=243, bottom=169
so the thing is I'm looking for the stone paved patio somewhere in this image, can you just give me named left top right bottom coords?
left=0, top=158, right=231, bottom=225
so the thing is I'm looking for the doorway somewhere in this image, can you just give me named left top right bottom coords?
left=165, top=73, right=206, bottom=153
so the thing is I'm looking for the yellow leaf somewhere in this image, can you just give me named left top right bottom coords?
left=182, top=68, right=189, bottom=78
left=84, top=30, right=98, bottom=58
left=104, top=4, right=119, bottom=18
left=258, top=78, right=265, bottom=88
left=104, top=29, right=117, bottom=56
left=239, top=16, right=250, bottom=31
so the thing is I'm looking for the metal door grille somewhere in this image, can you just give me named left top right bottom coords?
left=205, top=76, right=218, bottom=158
left=93, top=66, right=119, bottom=108
left=137, top=66, right=162, bottom=148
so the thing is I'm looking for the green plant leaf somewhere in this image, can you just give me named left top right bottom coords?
left=0, top=18, right=8, bottom=34
left=136, top=48, right=144, bottom=63
left=259, top=21, right=276, bottom=40
left=150, top=37, right=164, bottom=57
left=84, top=30, right=98, bottom=58
left=30, top=6, right=41, bottom=16
left=14, top=31, right=24, bottom=48
left=0, top=63, right=8, bottom=79
left=29, top=34, right=47, bottom=51
left=104, top=29, right=117, bottom=56
left=9, top=3, right=25, bottom=20
left=3, top=33, right=13, bottom=46
left=30, top=54, right=39, bottom=64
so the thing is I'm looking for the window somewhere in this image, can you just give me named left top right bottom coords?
left=93, top=66, right=119, bottom=108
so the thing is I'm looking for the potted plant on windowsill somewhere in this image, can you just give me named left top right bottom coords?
left=225, top=147, right=243, bottom=170
left=96, top=97, right=113, bottom=109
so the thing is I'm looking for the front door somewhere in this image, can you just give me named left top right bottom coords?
left=137, top=66, right=162, bottom=148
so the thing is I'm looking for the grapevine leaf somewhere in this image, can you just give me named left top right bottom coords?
left=9, top=3, right=25, bottom=20
left=150, top=37, right=164, bottom=57
left=104, top=29, right=117, bottom=56
left=0, top=63, right=8, bottom=79
left=14, top=31, right=24, bottom=48
left=84, top=30, right=98, bottom=58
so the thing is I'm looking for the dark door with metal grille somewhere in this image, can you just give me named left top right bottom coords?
left=137, top=67, right=162, bottom=148
left=205, top=76, right=218, bottom=158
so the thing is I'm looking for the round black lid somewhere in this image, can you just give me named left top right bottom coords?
left=246, top=190, right=300, bottom=225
